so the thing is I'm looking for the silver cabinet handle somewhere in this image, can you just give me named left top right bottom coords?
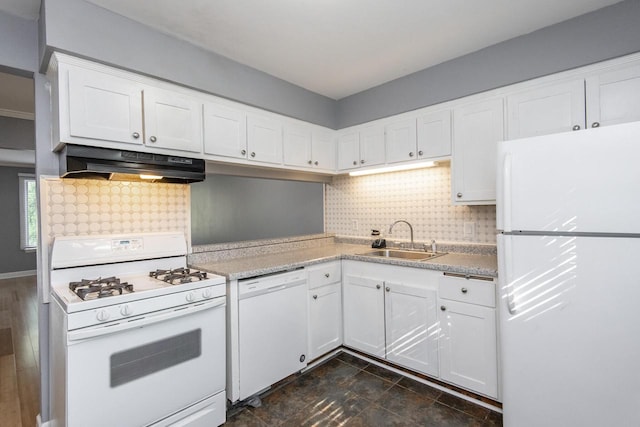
left=572, top=125, right=581, bottom=131
left=308, top=160, right=313, bottom=165
left=456, top=192, right=463, bottom=198
left=376, top=284, right=381, bottom=289
left=360, top=159, right=365, bottom=164
left=314, top=161, right=319, bottom=166
left=461, top=287, right=468, bottom=294
left=592, top=122, right=600, bottom=128
left=149, top=136, right=157, bottom=142
left=409, top=152, right=414, bottom=157
left=418, top=150, right=423, bottom=156
left=312, top=295, right=318, bottom=300
left=250, top=152, right=256, bottom=158
left=241, top=149, right=247, bottom=155
left=353, top=160, right=357, bottom=165
left=132, top=132, right=140, bottom=139
left=440, top=306, right=446, bottom=311
left=385, top=286, right=390, bottom=292
left=324, top=273, right=330, bottom=278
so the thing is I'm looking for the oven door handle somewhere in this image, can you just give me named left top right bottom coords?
left=67, top=298, right=225, bottom=342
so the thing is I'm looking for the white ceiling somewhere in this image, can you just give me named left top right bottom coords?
left=0, top=0, right=624, bottom=99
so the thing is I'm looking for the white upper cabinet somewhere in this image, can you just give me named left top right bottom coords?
left=203, top=102, right=247, bottom=159
left=385, top=118, right=417, bottom=164
left=311, top=129, right=337, bottom=172
left=417, top=109, right=452, bottom=159
left=337, top=125, right=385, bottom=171
left=507, top=80, right=586, bottom=139
left=282, top=124, right=336, bottom=171
left=586, top=62, right=640, bottom=128
left=67, top=68, right=144, bottom=146
left=143, top=87, right=202, bottom=153
left=452, top=98, right=504, bottom=205
left=246, top=114, right=283, bottom=165
left=337, top=130, right=360, bottom=170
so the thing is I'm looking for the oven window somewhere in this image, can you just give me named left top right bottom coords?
left=110, top=329, right=201, bottom=387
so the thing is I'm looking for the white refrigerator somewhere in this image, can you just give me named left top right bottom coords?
left=497, top=121, right=640, bottom=427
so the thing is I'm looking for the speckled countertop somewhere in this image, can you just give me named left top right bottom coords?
left=190, top=243, right=497, bottom=280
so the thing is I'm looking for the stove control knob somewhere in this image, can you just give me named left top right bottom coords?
left=120, top=305, right=133, bottom=317
left=202, top=288, right=213, bottom=299
left=96, top=309, right=111, bottom=322
left=186, top=292, right=196, bottom=302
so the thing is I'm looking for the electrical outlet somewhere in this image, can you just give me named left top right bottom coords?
left=463, top=222, right=476, bottom=238
left=352, top=220, right=358, bottom=231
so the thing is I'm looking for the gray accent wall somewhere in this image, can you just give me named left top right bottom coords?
left=0, top=166, right=37, bottom=274
left=191, top=175, right=324, bottom=244
left=0, top=117, right=35, bottom=150
left=41, top=0, right=336, bottom=128
left=336, top=0, right=640, bottom=128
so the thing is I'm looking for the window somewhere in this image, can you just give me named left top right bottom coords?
left=19, top=174, right=38, bottom=251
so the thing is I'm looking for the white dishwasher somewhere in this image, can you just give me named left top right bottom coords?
left=238, top=268, right=308, bottom=400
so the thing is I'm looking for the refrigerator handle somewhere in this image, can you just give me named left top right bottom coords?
left=502, top=153, right=513, bottom=232
left=499, top=235, right=518, bottom=315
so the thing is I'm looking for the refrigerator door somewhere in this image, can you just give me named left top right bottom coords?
left=497, top=121, right=640, bottom=233
left=497, top=234, right=640, bottom=427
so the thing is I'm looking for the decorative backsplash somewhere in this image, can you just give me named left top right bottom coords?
left=324, top=163, right=497, bottom=244
left=41, top=177, right=191, bottom=247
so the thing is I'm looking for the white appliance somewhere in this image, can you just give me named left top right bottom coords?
left=49, top=232, right=227, bottom=427
left=497, top=121, right=640, bottom=426
left=237, top=269, right=308, bottom=400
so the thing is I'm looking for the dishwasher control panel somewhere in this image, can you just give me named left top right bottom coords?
left=238, top=268, right=306, bottom=299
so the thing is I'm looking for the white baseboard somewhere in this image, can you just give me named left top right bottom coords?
left=0, top=269, right=37, bottom=280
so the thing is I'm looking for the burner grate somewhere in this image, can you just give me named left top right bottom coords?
left=150, top=268, right=208, bottom=285
left=69, top=277, right=134, bottom=300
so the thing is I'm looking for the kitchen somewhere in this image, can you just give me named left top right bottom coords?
left=1, top=0, right=640, bottom=426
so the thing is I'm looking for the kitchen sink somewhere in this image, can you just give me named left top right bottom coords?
left=359, top=249, right=446, bottom=261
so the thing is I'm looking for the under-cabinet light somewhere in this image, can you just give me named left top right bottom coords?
left=139, top=174, right=163, bottom=180
left=349, top=160, right=438, bottom=177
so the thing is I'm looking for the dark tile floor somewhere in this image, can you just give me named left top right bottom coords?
left=225, top=352, right=502, bottom=426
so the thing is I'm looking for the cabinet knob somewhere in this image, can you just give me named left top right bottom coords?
left=418, top=150, right=423, bottom=156
left=312, top=294, right=318, bottom=300
left=409, top=152, right=414, bottom=157
left=360, top=159, right=365, bottom=164
left=308, top=160, right=313, bottom=165
left=324, top=273, right=330, bottom=278
left=250, top=152, right=256, bottom=158
left=385, top=286, right=390, bottom=292
left=440, top=305, right=446, bottom=311
left=314, top=161, right=319, bottom=166
left=353, top=160, right=357, bottom=165
left=461, top=287, right=468, bottom=294
left=149, top=135, right=157, bottom=142
left=456, top=192, right=463, bottom=198
left=132, top=132, right=140, bottom=139
left=572, top=125, right=581, bottom=131
left=376, top=284, right=381, bottom=290
left=591, top=122, right=600, bottom=128
left=241, top=149, right=247, bottom=155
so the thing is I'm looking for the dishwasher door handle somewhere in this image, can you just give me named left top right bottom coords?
left=239, top=278, right=306, bottom=299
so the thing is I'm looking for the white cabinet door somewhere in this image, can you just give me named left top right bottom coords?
left=67, top=68, right=143, bottom=145
left=308, top=283, right=342, bottom=360
left=385, top=281, right=438, bottom=377
left=438, top=299, right=498, bottom=398
left=359, top=124, right=385, bottom=168
left=203, top=103, right=247, bottom=159
left=247, top=115, right=283, bottom=164
left=586, top=62, right=640, bottom=128
left=417, top=109, right=451, bottom=158
left=452, top=98, right=504, bottom=205
left=385, top=118, right=417, bottom=164
left=343, top=275, right=385, bottom=357
left=143, top=87, right=203, bottom=153
left=311, top=129, right=336, bottom=171
left=283, top=124, right=312, bottom=168
left=507, top=80, right=585, bottom=139
left=337, top=131, right=360, bottom=170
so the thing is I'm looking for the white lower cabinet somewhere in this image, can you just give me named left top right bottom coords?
left=342, top=261, right=439, bottom=374
left=307, top=261, right=343, bottom=360
left=438, top=273, right=498, bottom=398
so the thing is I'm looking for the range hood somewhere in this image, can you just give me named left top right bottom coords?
left=59, top=144, right=206, bottom=183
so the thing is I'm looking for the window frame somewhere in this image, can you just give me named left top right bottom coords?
left=18, top=173, right=38, bottom=252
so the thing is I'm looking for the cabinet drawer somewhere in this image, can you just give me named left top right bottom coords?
left=438, top=273, right=495, bottom=307
left=308, top=261, right=341, bottom=289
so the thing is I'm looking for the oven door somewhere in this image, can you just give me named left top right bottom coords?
left=66, top=298, right=225, bottom=427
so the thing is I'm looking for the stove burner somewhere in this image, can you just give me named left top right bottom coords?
left=150, top=268, right=208, bottom=285
left=69, top=277, right=134, bottom=300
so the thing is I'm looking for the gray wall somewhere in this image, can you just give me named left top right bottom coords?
left=336, top=0, right=640, bottom=127
left=0, top=117, right=35, bottom=150
left=191, top=175, right=324, bottom=244
left=0, top=166, right=37, bottom=273
left=41, top=0, right=336, bottom=128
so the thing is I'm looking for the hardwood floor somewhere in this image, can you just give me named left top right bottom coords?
left=0, top=275, right=40, bottom=427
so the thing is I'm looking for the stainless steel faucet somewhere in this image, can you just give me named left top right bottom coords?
left=389, top=220, right=414, bottom=250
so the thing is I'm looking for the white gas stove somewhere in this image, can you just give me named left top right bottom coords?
left=49, top=232, right=227, bottom=427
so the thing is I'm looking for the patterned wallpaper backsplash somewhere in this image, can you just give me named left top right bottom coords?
left=324, top=163, right=497, bottom=244
left=41, top=177, right=191, bottom=247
